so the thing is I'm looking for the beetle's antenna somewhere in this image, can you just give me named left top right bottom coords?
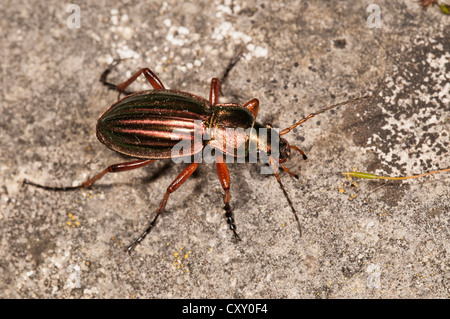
left=270, top=157, right=302, bottom=237
left=280, top=95, right=371, bottom=136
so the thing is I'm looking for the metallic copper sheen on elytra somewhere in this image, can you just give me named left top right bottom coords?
left=96, top=90, right=276, bottom=160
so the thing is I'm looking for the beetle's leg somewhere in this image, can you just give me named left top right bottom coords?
left=209, top=53, right=243, bottom=104
left=220, top=52, right=243, bottom=84
left=242, top=99, right=259, bottom=118
left=100, top=59, right=135, bottom=96
left=269, top=156, right=302, bottom=237
left=117, top=67, right=166, bottom=93
left=127, top=162, right=199, bottom=254
left=215, top=159, right=240, bottom=241
left=209, top=78, right=221, bottom=105
left=211, top=77, right=259, bottom=119
left=100, top=60, right=166, bottom=98
left=23, top=159, right=154, bottom=191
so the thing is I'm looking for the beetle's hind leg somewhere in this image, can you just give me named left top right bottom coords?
left=100, top=59, right=134, bottom=96
left=100, top=59, right=166, bottom=99
left=23, top=159, right=154, bottom=191
left=215, top=159, right=241, bottom=241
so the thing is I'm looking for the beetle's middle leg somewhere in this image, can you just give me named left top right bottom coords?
left=127, top=162, right=199, bottom=253
left=209, top=52, right=245, bottom=105
left=215, top=158, right=241, bottom=241
left=209, top=78, right=221, bottom=105
left=220, top=52, right=243, bottom=84
left=210, top=77, right=259, bottom=119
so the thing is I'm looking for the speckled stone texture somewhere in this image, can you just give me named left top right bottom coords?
left=1, top=0, right=448, bottom=298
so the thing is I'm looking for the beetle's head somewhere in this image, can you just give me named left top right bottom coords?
left=279, top=137, right=291, bottom=164
left=278, top=138, right=308, bottom=179
left=279, top=137, right=308, bottom=164
left=257, top=122, right=308, bottom=179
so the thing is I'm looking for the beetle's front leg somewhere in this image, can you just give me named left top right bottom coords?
left=215, top=159, right=240, bottom=241
left=127, top=162, right=199, bottom=254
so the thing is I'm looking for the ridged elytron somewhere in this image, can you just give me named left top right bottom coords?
left=24, top=59, right=368, bottom=253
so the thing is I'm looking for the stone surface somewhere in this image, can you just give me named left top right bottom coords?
left=0, top=0, right=448, bottom=298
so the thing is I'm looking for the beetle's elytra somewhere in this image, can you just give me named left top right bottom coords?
left=24, top=59, right=369, bottom=254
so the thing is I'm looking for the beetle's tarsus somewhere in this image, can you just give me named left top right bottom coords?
left=127, top=231, right=147, bottom=255
left=296, top=220, right=303, bottom=238
left=23, top=179, right=82, bottom=191
left=220, top=51, right=244, bottom=84
left=127, top=241, right=139, bottom=255
left=100, top=59, right=134, bottom=96
left=224, top=203, right=241, bottom=241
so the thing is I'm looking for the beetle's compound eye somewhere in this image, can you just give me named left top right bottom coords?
left=279, top=138, right=291, bottom=163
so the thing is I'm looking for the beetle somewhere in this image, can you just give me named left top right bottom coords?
left=24, top=58, right=369, bottom=253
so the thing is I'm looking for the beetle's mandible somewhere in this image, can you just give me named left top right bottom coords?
left=24, top=58, right=369, bottom=254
